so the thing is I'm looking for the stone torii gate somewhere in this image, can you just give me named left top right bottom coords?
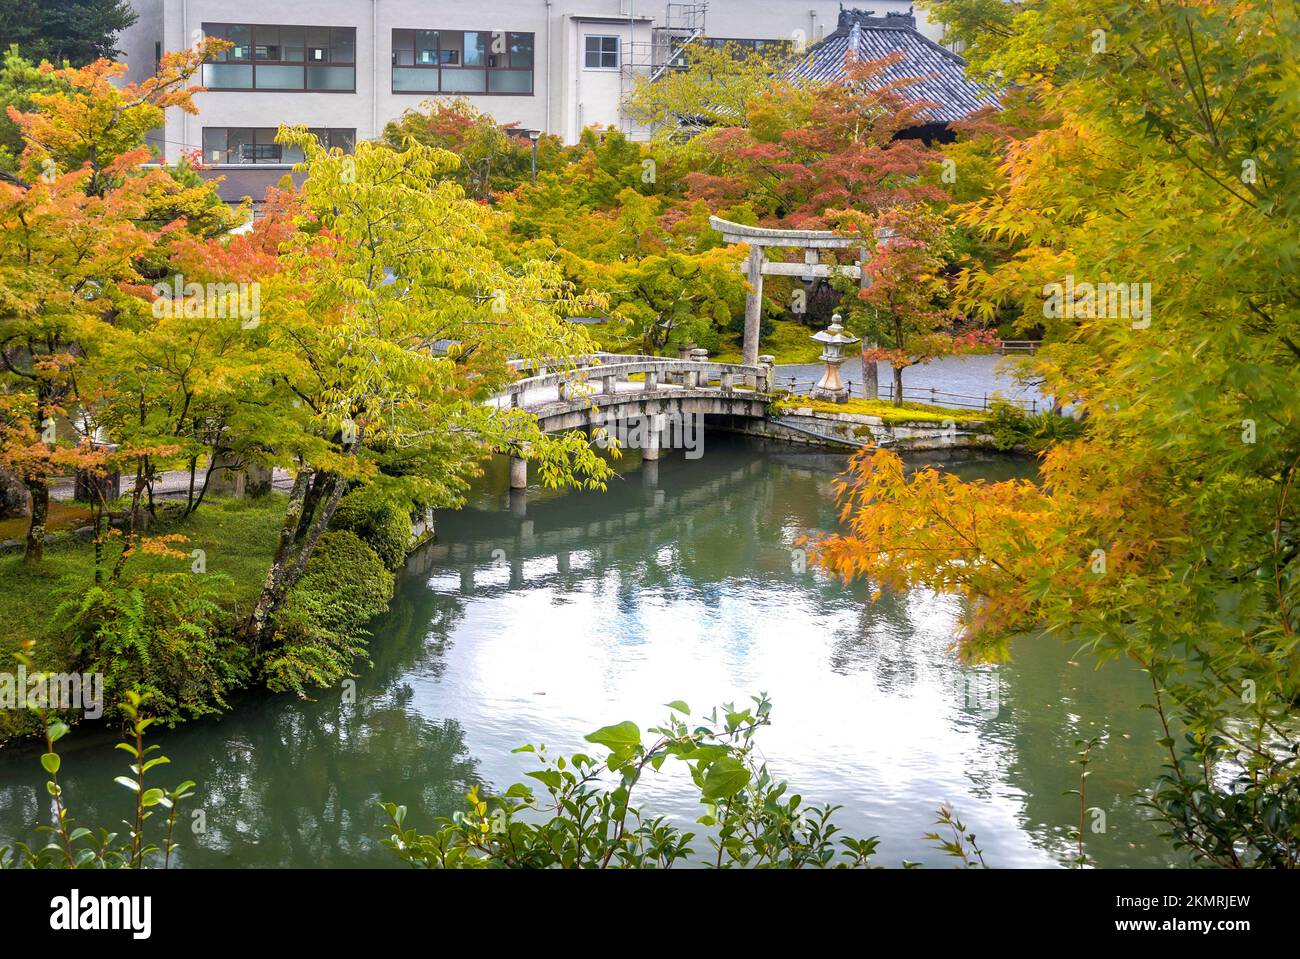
left=709, top=216, right=877, bottom=399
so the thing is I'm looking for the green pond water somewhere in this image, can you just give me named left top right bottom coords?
left=0, top=434, right=1182, bottom=867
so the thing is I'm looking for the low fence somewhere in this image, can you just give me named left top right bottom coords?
left=775, top=375, right=1041, bottom=413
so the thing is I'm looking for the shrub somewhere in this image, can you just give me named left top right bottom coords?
left=986, top=400, right=1085, bottom=452
left=52, top=573, right=249, bottom=725
left=380, top=696, right=884, bottom=869
left=330, top=490, right=413, bottom=570
left=1, top=684, right=198, bottom=869
left=666, top=313, right=721, bottom=355
left=381, top=696, right=993, bottom=869
left=264, top=530, right=395, bottom=697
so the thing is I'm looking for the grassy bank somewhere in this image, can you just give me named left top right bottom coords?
left=0, top=496, right=284, bottom=740
left=773, top=395, right=988, bottom=426
left=1, top=487, right=410, bottom=741
left=0, top=495, right=283, bottom=658
left=712, top=320, right=824, bottom=365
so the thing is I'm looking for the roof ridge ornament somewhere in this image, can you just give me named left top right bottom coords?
left=837, top=6, right=917, bottom=32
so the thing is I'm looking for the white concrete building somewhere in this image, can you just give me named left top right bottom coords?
left=118, top=1, right=943, bottom=171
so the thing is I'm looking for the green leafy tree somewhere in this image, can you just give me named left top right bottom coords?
left=0, top=45, right=67, bottom=174
left=624, top=40, right=792, bottom=139
left=817, top=0, right=1300, bottom=867
left=384, top=98, right=566, bottom=201
left=916, top=0, right=1029, bottom=82
left=0, top=0, right=138, bottom=67
left=242, top=129, right=616, bottom=648
left=0, top=44, right=230, bottom=564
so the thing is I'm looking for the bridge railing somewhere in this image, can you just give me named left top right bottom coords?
left=507, top=352, right=636, bottom=373
left=499, top=354, right=774, bottom=409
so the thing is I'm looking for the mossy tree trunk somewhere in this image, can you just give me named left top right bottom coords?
left=23, top=478, right=48, bottom=564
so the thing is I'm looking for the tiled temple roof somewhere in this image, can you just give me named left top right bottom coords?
left=787, top=8, right=1001, bottom=123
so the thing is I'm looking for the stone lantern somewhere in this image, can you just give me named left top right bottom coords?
left=811, top=313, right=859, bottom=403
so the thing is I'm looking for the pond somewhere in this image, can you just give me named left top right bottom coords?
left=0, top=434, right=1181, bottom=867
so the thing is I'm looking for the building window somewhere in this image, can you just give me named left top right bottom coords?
left=584, top=35, right=619, bottom=69
left=201, top=24, right=356, bottom=92
left=202, top=127, right=356, bottom=164
left=391, top=29, right=533, bottom=95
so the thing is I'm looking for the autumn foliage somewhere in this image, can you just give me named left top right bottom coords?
left=821, top=0, right=1300, bottom=864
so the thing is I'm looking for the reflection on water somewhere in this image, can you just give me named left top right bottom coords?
left=0, top=435, right=1180, bottom=867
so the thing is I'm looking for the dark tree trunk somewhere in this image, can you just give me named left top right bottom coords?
left=246, top=468, right=351, bottom=650
left=294, top=470, right=329, bottom=543
left=246, top=468, right=317, bottom=649
left=110, top=463, right=150, bottom=583
left=185, top=455, right=198, bottom=515
left=23, top=478, right=48, bottom=564
left=185, top=445, right=220, bottom=517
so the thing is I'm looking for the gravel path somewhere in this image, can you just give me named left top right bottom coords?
left=50, top=467, right=297, bottom=503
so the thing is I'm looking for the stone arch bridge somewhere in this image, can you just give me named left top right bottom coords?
left=494, top=351, right=778, bottom=487
left=492, top=350, right=984, bottom=492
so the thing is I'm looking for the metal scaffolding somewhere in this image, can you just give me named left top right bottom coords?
left=619, top=2, right=708, bottom=135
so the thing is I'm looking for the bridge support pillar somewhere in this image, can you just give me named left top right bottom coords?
left=509, top=448, right=528, bottom=490
left=642, top=425, right=661, bottom=461
left=641, top=413, right=665, bottom=462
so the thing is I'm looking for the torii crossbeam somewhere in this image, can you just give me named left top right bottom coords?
left=709, top=216, right=872, bottom=372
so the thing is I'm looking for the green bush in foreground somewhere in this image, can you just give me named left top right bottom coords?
left=0, top=681, right=196, bottom=869
left=3, top=687, right=992, bottom=870
left=263, top=530, right=395, bottom=697
left=380, top=696, right=987, bottom=869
